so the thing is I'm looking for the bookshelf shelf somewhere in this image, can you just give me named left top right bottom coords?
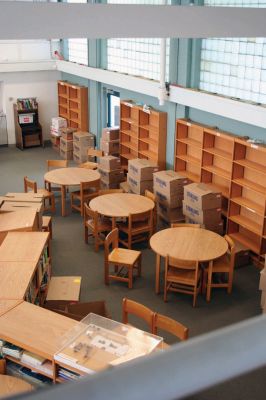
left=202, top=165, right=231, bottom=181
left=120, top=100, right=167, bottom=170
left=176, top=154, right=201, bottom=166
left=58, top=81, right=88, bottom=131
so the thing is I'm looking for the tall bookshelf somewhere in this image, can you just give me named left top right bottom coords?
left=58, top=81, right=88, bottom=131
left=120, top=100, right=167, bottom=170
left=174, top=118, right=266, bottom=263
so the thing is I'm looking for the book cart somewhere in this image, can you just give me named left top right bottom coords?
left=174, top=119, right=266, bottom=265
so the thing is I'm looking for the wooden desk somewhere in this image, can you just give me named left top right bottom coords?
left=0, top=375, right=33, bottom=398
left=4, top=192, right=44, bottom=202
left=0, top=300, right=23, bottom=317
left=90, top=193, right=154, bottom=228
left=0, top=261, right=37, bottom=300
left=0, top=209, right=39, bottom=245
left=150, top=227, right=228, bottom=294
left=0, top=301, right=77, bottom=361
left=0, top=232, right=49, bottom=262
left=44, top=167, right=100, bottom=216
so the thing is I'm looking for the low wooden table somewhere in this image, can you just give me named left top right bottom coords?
left=0, top=209, right=39, bottom=245
left=89, top=193, right=154, bottom=228
left=0, top=375, right=33, bottom=398
left=44, top=167, right=100, bottom=216
left=150, top=227, right=228, bottom=294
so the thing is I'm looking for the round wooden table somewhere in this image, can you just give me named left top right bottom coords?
left=0, top=375, right=33, bottom=398
left=150, top=227, right=228, bottom=294
left=89, top=193, right=154, bottom=228
left=44, top=167, right=100, bottom=216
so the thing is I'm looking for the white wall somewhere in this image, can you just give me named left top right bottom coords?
left=0, top=40, right=53, bottom=62
left=0, top=70, right=61, bottom=144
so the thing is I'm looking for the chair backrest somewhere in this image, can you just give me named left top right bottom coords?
left=224, top=234, right=236, bottom=268
left=122, top=298, right=154, bottom=332
left=87, top=148, right=103, bottom=159
left=47, top=160, right=68, bottom=171
left=98, top=189, right=123, bottom=196
left=129, top=209, right=153, bottom=228
left=153, top=313, right=189, bottom=341
left=104, top=228, right=119, bottom=262
left=144, top=190, right=156, bottom=203
left=167, top=255, right=198, bottom=271
left=171, top=223, right=200, bottom=228
left=24, top=176, right=37, bottom=193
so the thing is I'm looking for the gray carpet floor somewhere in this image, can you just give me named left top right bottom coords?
left=0, top=145, right=265, bottom=399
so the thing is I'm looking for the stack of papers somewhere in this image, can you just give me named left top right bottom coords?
left=21, top=351, right=46, bottom=367
left=2, top=343, right=23, bottom=359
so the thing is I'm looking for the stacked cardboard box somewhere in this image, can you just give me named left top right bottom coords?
left=120, top=181, right=132, bottom=193
left=182, top=183, right=223, bottom=234
left=100, top=127, right=119, bottom=156
left=259, top=259, right=266, bottom=313
left=127, top=159, right=158, bottom=195
left=50, top=117, right=67, bottom=152
left=73, top=131, right=95, bottom=164
left=98, top=156, right=125, bottom=189
left=59, top=128, right=77, bottom=160
left=153, top=170, right=189, bottom=224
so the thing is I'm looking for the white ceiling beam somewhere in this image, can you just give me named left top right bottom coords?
left=0, top=3, right=266, bottom=39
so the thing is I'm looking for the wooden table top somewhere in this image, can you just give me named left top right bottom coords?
left=0, top=300, right=23, bottom=317
left=0, top=375, right=33, bottom=397
left=0, top=301, right=77, bottom=360
left=0, top=261, right=37, bottom=300
left=0, top=202, right=43, bottom=213
left=0, top=209, right=38, bottom=232
left=150, top=227, right=228, bottom=262
left=89, top=193, right=154, bottom=218
left=0, top=232, right=49, bottom=262
left=44, top=167, right=100, bottom=186
left=4, top=192, right=44, bottom=202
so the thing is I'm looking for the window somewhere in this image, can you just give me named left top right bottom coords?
left=199, top=0, right=266, bottom=104
left=107, top=91, right=120, bottom=127
left=107, top=0, right=170, bottom=82
left=67, top=0, right=88, bottom=66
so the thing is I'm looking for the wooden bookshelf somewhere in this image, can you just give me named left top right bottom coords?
left=58, top=81, right=88, bottom=131
left=120, top=100, right=167, bottom=170
left=174, top=118, right=266, bottom=261
left=14, top=101, right=43, bottom=150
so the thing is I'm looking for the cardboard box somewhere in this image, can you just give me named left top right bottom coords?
left=100, top=181, right=119, bottom=190
left=154, top=189, right=183, bottom=209
left=98, top=167, right=125, bottom=184
left=185, top=216, right=224, bottom=235
left=183, top=201, right=221, bottom=224
left=120, top=181, right=132, bottom=193
left=73, top=141, right=92, bottom=157
left=127, top=174, right=153, bottom=195
left=100, top=138, right=119, bottom=154
left=60, top=137, right=73, bottom=151
left=234, top=242, right=250, bottom=268
left=128, top=159, right=158, bottom=181
left=99, top=156, right=121, bottom=171
left=46, top=276, right=81, bottom=301
left=157, top=203, right=184, bottom=222
left=60, top=148, right=73, bottom=160
left=51, top=117, right=67, bottom=130
left=50, top=135, right=60, bottom=147
left=50, top=127, right=62, bottom=137
left=153, top=170, right=188, bottom=195
left=184, top=183, right=222, bottom=210
left=102, top=127, right=119, bottom=141
left=73, top=151, right=87, bottom=164
left=73, top=131, right=95, bottom=147
left=61, top=127, right=77, bottom=140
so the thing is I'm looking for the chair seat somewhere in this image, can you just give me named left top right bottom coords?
left=108, top=248, right=141, bottom=265
left=212, top=255, right=230, bottom=273
left=167, top=267, right=200, bottom=286
left=37, top=188, right=53, bottom=198
left=118, top=221, right=150, bottom=234
left=42, top=216, right=51, bottom=228
left=79, top=161, right=98, bottom=170
left=72, top=189, right=97, bottom=199
left=85, top=218, right=112, bottom=232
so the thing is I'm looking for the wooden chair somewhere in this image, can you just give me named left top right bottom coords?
left=122, top=298, right=154, bottom=332
left=84, top=203, right=112, bottom=252
left=152, top=313, right=189, bottom=342
left=204, top=235, right=236, bottom=302
left=79, top=149, right=104, bottom=170
left=70, top=180, right=100, bottom=216
left=98, top=189, right=124, bottom=196
left=164, top=255, right=202, bottom=307
left=118, top=209, right=153, bottom=249
left=171, top=223, right=200, bottom=228
left=24, top=176, right=55, bottom=213
left=104, top=229, right=141, bottom=289
left=46, top=160, right=68, bottom=192
left=42, top=216, right=52, bottom=239
left=145, top=190, right=157, bottom=233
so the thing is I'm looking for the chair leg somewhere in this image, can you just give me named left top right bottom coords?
left=137, top=254, right=142, bottom=277
left=51, top=194, right=55, bottom=213
left=228, top=272, right=233, bottom=294
left=128, top=233, right=132, bottom=250
left=104, top=261, right=109, bottom=285
left=164, top=281, right=168, bottom=302
left=206, top=271, right=212, bottom=302
left=193, top=288, right=197, bottom=307
left=84, top=226, right=88, bottom=243
left=95, top=234, right=99, bottom=252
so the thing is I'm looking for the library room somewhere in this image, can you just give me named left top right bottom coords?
left=0, top=1, right=266, bottom=400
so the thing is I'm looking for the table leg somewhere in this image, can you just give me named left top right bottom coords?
left=61, top=185, right=66, bottom=217
left=155, top=254, right=161, bottom=295
left=112, top=217, right=116, bottom=230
